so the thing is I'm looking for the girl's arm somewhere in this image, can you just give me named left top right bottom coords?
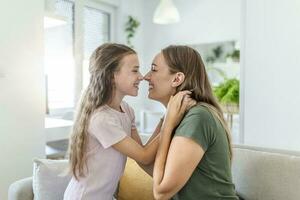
left=131, top=117, right=164, bottom=146
left=113, top=107, right=163, bottom=166
left=112, top=133, right=160, bottom=165
left=131, top=128, right=143, bottom=145
left=131, top=119, right=164, bottom=176
left=144, top=117, right=164, bottom=145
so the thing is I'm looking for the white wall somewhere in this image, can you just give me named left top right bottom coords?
left=241, top=0, right=300, bottom=150
left=115, top=0, right=148, bottom=128
left=140, top=0, right=241, bottom=112
left=0, top=1, right=45, bottom=199
left=94, top=0, right=241, bottom=130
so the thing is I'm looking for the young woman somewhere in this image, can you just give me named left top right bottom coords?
left=144, top=45, right=239, bottom=200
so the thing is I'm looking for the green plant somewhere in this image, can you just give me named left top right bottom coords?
left=214, top=78, right=239, bottom=104
left=213, top=46, right=223, bottom=58
left=125, top=16, right=140, bottom=48
left=206, top=45, right=223, bottom=63
left=226, top=49, right=240, bottom=61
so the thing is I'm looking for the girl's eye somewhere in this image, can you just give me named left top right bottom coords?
left=132, top=70, right=138, bottom=73
left=151, top=66, right=157, bottom=72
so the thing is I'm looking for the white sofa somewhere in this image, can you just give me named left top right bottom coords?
left=8, top=144, right=300, bottom=200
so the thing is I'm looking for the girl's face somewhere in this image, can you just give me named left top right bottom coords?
left=144, top=53, right=176, bottom=106
left=114, top=54, right=143, bottom=97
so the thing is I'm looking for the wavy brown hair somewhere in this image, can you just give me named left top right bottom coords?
left=162, top=45, right=233, bottom=160
left=68, top=43, right=136, bottom=180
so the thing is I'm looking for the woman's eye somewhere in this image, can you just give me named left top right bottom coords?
left=151, top=67, right=157, bottom=72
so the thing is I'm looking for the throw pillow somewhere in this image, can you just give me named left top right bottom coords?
left=32, top=158, right=71, bottom=200
left=117, top=158, right=154, bottom=200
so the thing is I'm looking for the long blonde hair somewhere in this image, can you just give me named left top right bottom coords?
left=68, top=43, right=136, bottom=180
left=162, top=45, right=233, bottom=160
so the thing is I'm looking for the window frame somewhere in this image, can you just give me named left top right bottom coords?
left=45, top=0, right=76, bottom=116
left=46, top=0, right=116, bottom=117
left=84, top=0, right=116, bottom=41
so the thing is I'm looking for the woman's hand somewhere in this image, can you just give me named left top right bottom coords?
left=163, top=91, right=197, bottom=131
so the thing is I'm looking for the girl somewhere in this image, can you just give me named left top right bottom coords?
left=144, top=45, right=239, bottom=200
left=64, top=43, right=168, bottom=200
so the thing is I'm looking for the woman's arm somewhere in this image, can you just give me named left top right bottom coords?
left=153, top=134, right=204, bottom=200
left=153, top=91, right=200, bottom=200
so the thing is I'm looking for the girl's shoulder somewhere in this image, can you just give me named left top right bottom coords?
left=120, top=101, right=133, bottom=110
left=121, top=101, right=134, bottom=113
left=91, top=106, right=113, bottom=121
left=120, top=101, right=135, bottom=121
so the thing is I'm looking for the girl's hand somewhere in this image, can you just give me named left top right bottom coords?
left=163, top=91, right=197, bottom=131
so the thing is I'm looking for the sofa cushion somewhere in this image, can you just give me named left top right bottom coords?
left=32, top=159, right=71, bottom=200
left=232, top=145, right=300, bottom=200
left=117, top=158, right=154, bottom=200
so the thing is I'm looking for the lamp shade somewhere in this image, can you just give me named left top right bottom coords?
left=153, top=0, right=180, bottom=24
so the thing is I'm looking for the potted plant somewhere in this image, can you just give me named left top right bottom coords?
left=214, top=78, right=239, bottom=114
left=125, top=15, right=140, bottom=48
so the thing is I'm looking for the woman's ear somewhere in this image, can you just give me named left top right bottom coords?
left=171, top=72, right=185, bottom=87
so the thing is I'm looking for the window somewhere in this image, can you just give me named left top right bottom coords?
left=191, top=41, right=241, bottom=143
left=44, top=0, right=114, bottom=115
left=45, top=0, right=75, bottom=112
left=84, top=7, right=110, bottom=58
left=82, top=4, right=113, bottom=88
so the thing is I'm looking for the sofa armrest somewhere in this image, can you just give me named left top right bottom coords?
left=8, top=177, right=33, bottom=200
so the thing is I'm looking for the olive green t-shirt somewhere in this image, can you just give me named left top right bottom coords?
left=171, top=105, right=238, bottom=200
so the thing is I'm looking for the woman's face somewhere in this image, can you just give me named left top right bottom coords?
left=144, top=53, right=176, bottom=106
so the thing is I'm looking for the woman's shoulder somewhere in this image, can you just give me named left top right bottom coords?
left=185, top=104, right=213, bottom=120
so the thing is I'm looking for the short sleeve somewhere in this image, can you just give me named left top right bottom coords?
left=174, top=108, right=216, bottom=151
left=89, top=114, right=127, bottom=149
left=122, top=101, right=136, bottom=129
left=128, top=106, right=136, bottom=129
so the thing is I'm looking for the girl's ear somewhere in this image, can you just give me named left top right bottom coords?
left=112, top=74, right=116, bottom=87
left=171, top=72, right=185, bottom=87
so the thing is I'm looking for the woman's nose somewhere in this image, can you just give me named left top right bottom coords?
left=144, top=72, right=150, bottom=81
left=138, top=72, right=143, bottom=80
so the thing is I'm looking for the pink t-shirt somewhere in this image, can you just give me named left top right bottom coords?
left=64, top=101, right=135, bottom=200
